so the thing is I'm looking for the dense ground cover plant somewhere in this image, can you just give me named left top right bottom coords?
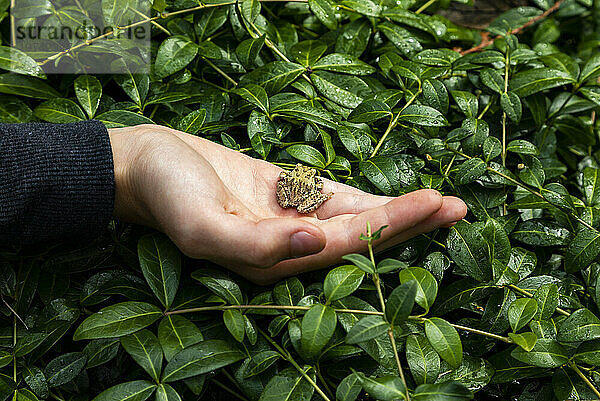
left=1, top=0, right=600, bottom=399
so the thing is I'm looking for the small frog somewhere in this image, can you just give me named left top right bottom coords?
left=276, top=164, right=333, bottom=213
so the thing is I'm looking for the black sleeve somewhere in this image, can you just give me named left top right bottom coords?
left=0, top=120, right=115, bottom=247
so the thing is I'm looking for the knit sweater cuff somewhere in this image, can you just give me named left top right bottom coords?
left=0, top=120, right=115, bottom=246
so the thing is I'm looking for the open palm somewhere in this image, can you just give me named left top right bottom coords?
left=110, top=125, right=467, bottom=285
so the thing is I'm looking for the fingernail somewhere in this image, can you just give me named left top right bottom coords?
left=290, top=231, right=323, bottom=258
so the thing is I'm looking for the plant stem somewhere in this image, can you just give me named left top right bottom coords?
left=569, top=362, right=600, bottom=399
left=410, top=316, right=513, bottom=343
left=371, top=89, right=421, bottom=158
left=415, top=0, right=436, bottom=14
left=258, top=328, right=332, bottom=401
left=507, top=285, right=570, bottom=316
left=210, top=379, right=250, bottom=401
left=203, top=58, right=238, bottom=86
left=12, top=317, right=16, bottom=383
left=366, top=223, right=410, bottom=399
left=445, top=144, right=597, bottom=232
left=388, top=328, right=411, bottom=400
left=166, top=304, right=384, bottom=316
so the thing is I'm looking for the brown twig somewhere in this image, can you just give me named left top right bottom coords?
left=460, top=0, right=565, bottom=55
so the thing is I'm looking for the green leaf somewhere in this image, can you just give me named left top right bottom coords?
left=240, top=61, right=305, bottom=94
left=155, top=36, right=198, bottom=79
left=138, top=233, right=181, bottom=309
left=345, top=316, right=388, bottom=344
left=158, top=316, right=203, bottom=362
left=422, top=79, right=449, bottom=114
left=192, top=269, right=243, bottom=305
left=451, top=90, right=478, bottom=118
left=447, top=221, right=492, bottom=282
left=508, top=332, right=537, bottom=352
left=557, top=308, right=600, bottom=342
left=235, top=35, right=265, bottom=70
left=300, top=304, right=337, bottom=360
left=413, top=382, right=473, bottom=400
left=342, top=254, right=375, bottom=274
left=74, top=76, right=102, bottom=119
left=348, top=100, right=392, bottom=123
left=510, top=338, right=568, bottom=368
left=455, top=158, right=487, bottom=185
left=312, top=71, right=369, bottom=108
left=162, top=340, right=245, bottom=382
left=480, top=68, right=504, bottom=94
left=313, top=53, right=375, bottom=76
left=259, top=366, right=315, bottom=401
left=512, top=220, right=570, bottom=246
left=356, top=373, right=406, bottom=401
left=406, top=334, right=440, bottom=385
left=342, top=0, right=381, bottom=16
left=91, top=380, right=156, bottom=401
left=308, top=0, right=337, bottom=30
left=0, top=74, right=60, bottom=99
left=286, top=144, right=326, bottom=168
left=34, top=99, right=86, bottom=123
left=509, top=68, right=575, bottom=97
left=336, top=373, right=362, bottom=401
left=398, top=267, right=438, bottom=312
left=398, top=105, right=448, bottom=127
left=223, top=309, right=246, bottom=343
left=564, top=228, right=600, bottom=273
left=506, top=140, right=538, bottom=155
left=501, top=92, right=522, bottom=123
left=95, top=110, right=154, bottom=128
left=425, top=317, right=463, bottom=369
left=508, top=298, right=538, bottom=332
left=0, top=47, right=44, bottom=78
left=359, top=157, right=399, bottom=195
left=378, top=22, right=422, bottom=57
left=121, top=330, right=163, bottom=382
left=574, top=338, right=600, bottom=365
left=175, top=109, right=207, bottom=135
left=518, top=155, right=545, bottom=188
left=233, top=84, right=270, bottom=114
left=337, top=124, right=373, bottom=161
left=243, top=351, right=281, bottom=378
left=579, top=53, right=600, bottom=84
left=155, top=384, right=181, bottom=401
left=74, top=302, right=163, bottom=340
left=247, top=110, right=274, bottom=159
left=324, top=265, right=365, bottom=302
left=583, top=167, right=600, bottom=206
left=240, top=0, right=260, bottom=23
left=386, top=281, right=417, bottom=325
left=44, top=352, right=87, bottom=387
left=290, top=40, right=327, bottom=67
left=532, top=283, right=558, bottom=321
left=16, top=389, right=39, bottom=401
left=83, top=339, right=120, bottom=369
left=115, top=73, right=149, bottom=109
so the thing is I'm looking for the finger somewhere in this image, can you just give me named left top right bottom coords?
left=315, top=192, right=394, bottom=219
left=342, top=189, right=443, bottom=249
left=374, top=196, right=468, bottom=250
left=224, top=193, right=463, bottom=285
left=206, top=214, right=327, bottom=268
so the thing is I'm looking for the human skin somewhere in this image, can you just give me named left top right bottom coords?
left=108, top=124, right=467, bottom=285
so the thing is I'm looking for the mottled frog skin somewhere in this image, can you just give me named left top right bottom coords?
left=276, top=164, right=333, bottom=213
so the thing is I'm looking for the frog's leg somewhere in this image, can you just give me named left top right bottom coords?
left=315, top=176, right=324, bottom=191
left=276, top=175, right=293, bottom=208
left=297, top=192, right=333, bottom=214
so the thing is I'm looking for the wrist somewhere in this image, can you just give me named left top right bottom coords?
left=108, top=127, right=151, bottom=226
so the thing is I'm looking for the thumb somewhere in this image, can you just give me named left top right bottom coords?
left=213, top=215, right=326, bottom=268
